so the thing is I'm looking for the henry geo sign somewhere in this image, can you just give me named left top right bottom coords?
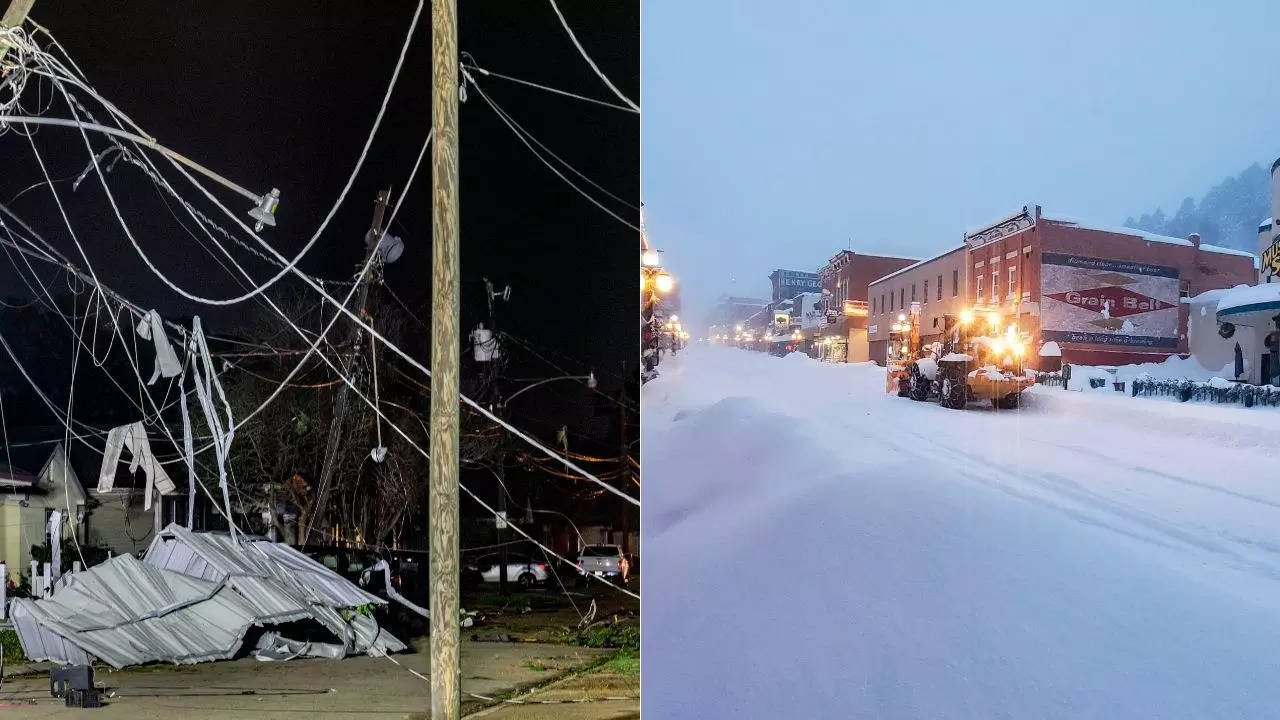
left=1040, top=253, right=1179, bottom=349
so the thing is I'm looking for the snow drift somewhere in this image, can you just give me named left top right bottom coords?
left=643, top=346, right=1280, bottom=719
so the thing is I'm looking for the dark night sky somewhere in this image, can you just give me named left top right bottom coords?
left=1, top=1, right=639, bottom=406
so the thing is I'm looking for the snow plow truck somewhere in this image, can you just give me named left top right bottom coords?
left=886, top=304, right=1034, bottom=409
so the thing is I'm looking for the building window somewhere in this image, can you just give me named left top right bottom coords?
left=937, top=274, right=943, bottom=300
left=992, top=272, right=998, bottom=302
left=880, top=293, right=885, bottom=314
left=911, top=284, right=916, bottom=302
left=952, top=269, right=959, bottom=297
left=976, top=274, right=983, bottom=297
left=899, top=288, right=904, bottom=308
left=923, top=280, right=929, bottom=304
left=1008, top=266, right=1017, bottom=296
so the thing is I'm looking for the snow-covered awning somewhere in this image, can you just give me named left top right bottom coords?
left=1216, top=283, right=1280, bottom=328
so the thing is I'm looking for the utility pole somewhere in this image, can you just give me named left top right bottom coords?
left=487, top=279, right=509, bottom=596
left=0, top=0, right=35, bottom=61
left=618, top=361, right=630, bottom=554
left=305, top=188, right=391, bottom=545
left=429, top=0, right=462, bottom=715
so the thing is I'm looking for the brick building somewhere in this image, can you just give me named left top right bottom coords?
left=963, top=205, right=1257, bottom=367
left=809, top=250, right=917, bottom=362
left=867, top=245, right=968, bottom=364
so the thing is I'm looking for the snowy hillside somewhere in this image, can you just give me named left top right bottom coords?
left=1125, top=162, right=1271, bottom=252
left=642, top=346, right=1280, bottom=719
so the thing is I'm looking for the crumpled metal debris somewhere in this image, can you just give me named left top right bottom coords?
left=11, top=524, right=405, bottom=668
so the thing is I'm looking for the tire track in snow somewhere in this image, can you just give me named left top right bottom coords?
left=880, top=423, right=1280, bottom=583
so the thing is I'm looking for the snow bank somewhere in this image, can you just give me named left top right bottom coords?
left=1038, top=340, right=1061, bottom=357
left=644, top=345, right=1280, bottom=719
left=1067, top=356, right=1235, bottom=389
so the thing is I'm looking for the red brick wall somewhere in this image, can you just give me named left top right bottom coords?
left=967, top=226, right=1039, bottom=310
left=845, top=254, right=917, bottom=301
left=1033, top=220, right=1256, bottom=365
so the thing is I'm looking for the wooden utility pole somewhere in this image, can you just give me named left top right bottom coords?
left=429, top=0, right=462, bottom=716
left=0, top=0, right=36, bottom=61
left=618, top=363, right=631, bottom=553
left=305, top=188, right=391, bottom=545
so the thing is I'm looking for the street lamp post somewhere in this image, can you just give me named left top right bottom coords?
left=641, top=249, right=673, bottom=375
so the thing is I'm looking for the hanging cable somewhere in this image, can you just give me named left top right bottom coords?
left=546, top=0, right=639, bottom=111
left=463, top=69, right=639, bottom=231
left=459, top=57, right=637, bottom=114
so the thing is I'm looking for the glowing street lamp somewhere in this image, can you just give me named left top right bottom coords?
left=655, top=271, right=674, bottom=294
left=641, top=248, right=661, bottom=268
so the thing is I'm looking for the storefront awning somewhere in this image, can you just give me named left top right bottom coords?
left=1216, top=284, right=1280, bottom=328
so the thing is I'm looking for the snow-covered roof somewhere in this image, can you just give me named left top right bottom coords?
left=1044, top=216, right=1257, bottom=260
left=869, top=245, right=966, bottom=287
left=1041, top=216, right=1193, bottom=247
left=1261, top=218, right=1274, bottom=230
left=1187, top=285, right=1252, bottom=306
left=964, top=207, right=1035, bottom=237
left=1198, top=243, right=1257, bottom=259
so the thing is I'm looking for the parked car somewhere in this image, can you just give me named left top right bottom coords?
left=576, top=544, right=629, bottom=584
left=465, top=553, right=550, bottom=589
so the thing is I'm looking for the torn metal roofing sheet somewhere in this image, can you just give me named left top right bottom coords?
left=143, top=524, right=405, bottom=656
left=9, top=554, right=262, bottom=668
left=13, top=525, right=406, bottom=668
left=144, top=524, right=386, bottom=609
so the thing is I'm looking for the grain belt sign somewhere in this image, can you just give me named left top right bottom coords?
left=1040, top=253, right=1179, bottom=349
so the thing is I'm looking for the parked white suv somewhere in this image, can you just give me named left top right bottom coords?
left=576, top=545, right=630, bottom=584
left=469, top=553, right=550, bottom=588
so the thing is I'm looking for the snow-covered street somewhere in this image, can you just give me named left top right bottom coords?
left=642, top=346, right=1280, bottom=719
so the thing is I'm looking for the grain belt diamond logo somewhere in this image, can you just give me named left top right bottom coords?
left=1044, top=286, right=1176, bottom=330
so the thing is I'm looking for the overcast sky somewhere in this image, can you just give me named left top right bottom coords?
left=642, top=0, right=1280, bottom=326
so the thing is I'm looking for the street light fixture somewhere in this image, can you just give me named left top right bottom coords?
left=248, top=188, right=281, bottom=232
left=641, top=248, right=662, bottom=268
left=655, top=271, right=674, bottom=294
left=0, top=115, right=283, bottom=233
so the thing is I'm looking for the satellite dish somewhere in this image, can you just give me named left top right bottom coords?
left=375, top=232, right=405, bottom=264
